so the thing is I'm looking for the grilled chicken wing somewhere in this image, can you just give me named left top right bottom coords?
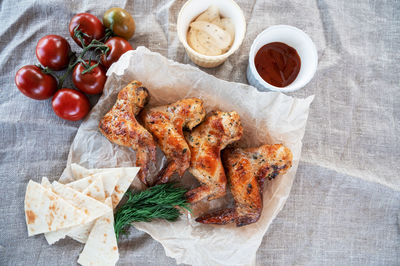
left=141, top=98, right=206, bottom=184
left=99, top=81, right=157, bottom=186
left=185, top=111, right=243, bottom=203
left=196, top=144, right=293, bottom=226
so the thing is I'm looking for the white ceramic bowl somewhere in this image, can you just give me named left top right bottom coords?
left=177, top=0, right=246, bottom=68
left=247, top=25, right=318, bottom=92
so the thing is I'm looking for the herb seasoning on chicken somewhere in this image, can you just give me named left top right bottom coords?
left=185, top=111, right=243, bottom=203
left=196, top=144, right=292, bottom=226
left=141, top=98, right=206, bottom=184
left=99, top=81, right=157, bottom=186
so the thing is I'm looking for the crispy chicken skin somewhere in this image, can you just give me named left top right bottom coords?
left=141, top=98, right=206, bottom=184
left=196, top=144, right=293, bottom=226
left=185, top=111, right=243, bottom=203
left=99, top=80, right=157, bottom=186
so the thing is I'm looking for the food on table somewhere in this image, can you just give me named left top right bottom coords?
left=44, top=180, right=111, bottom=245
left=70, top=164, right=122, bottom=200
left=103, top=7, right=136, bottom=40
left=187, top=5, right=234, bottom=56
left=69, top=164, right=140, bottom=209
left=51, top=88, right=90, bottom=121
left=24, top=164, right=140, bottom=266
left=24, top=180, right=92, bottom=236
left=15, top=9, right=138, bottom=120
left=78, top=198, right=119, bottom=266
left=254, top=42, right=301, bottom=87
left=66, top=165, right=139, bottom=244
left=196, top=144, right=293, bottom=226
left=185, top=111, right=243, bottom=203
left=114, top=182, right=190, bottom=239
left=141, top=98, right=206, bottom=184
left=99, top=81, right=156, bottom=186
left=100, top=36, right=133, bottom=68
left=69, top=13, right=105, bottom=47
left=72, top=61, right=107, bottom=95
left=52, top=180, right=110, bottom=219
left=36, top=35, right=71, bottom=70
left=15, top=65, right=57, bottom=100
left=60, top=176, right=105, bottom=244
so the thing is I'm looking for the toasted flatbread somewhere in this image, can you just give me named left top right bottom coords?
left=70, top=165, right=121, bottom=198
left=66, top=174, right=106, bottom=202
left=111, top=167, right=140, bottom=208
left=41, top=177, right=52, bottom=189
left=67, top=180, right=107, bottom=243
left=44, top=181, right=110, bottom=244
left=24, top=180, right=88, bottom=236
left=70, top=164, right=140, bottom=208
left=78, top=198, right=119, bottom=266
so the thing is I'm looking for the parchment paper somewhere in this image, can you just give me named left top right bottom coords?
left=59, top=46, right=313, bottom=266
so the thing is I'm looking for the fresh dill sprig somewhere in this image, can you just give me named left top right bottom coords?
left=114, top=183, right=191, bottom=239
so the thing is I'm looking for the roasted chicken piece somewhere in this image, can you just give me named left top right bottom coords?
left=141, top=98, right=206, bottom=184
left=185, top=111, right=243, bottom=203
left=196, top=144, right=293, bottom=226
left=99, top=81, right=157, bottom=186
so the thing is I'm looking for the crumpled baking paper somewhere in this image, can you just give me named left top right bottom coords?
left=59, top=46, right=314, bottom=266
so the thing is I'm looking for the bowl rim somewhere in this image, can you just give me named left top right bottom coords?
left=248, top=25, right=318, bottom=93
left=177, top=0, right=247, bottom=60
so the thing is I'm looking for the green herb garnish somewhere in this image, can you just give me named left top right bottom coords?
left=114, top=183, right=191, bottom=239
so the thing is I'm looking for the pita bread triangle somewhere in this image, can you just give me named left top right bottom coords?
left=67, top=180, right=107, bottom=244
left=44, top=181, right=110, bottom=244
left=110, top=167, right=140, bottom=208
left=51, top=181, right=111, bottom=218
left=70, top=165, right=121, bottom=198
left=41, top=177, right=52, bottom=189
left=70, top=164, right=140, bottom=208
left=66, top=174, right=100, bottom=192
left=78, top=197, right=119, bottom=266
left=81, top=178, right=106, bottom=202
left=24, top=180, right=88, bottom=236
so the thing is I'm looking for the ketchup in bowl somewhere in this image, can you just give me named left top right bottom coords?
left=254, top=42, right=301, bottom=88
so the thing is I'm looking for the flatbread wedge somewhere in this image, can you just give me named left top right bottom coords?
left=66, top=174, right=97, bottom=192
left=67, top=180, right=107, bottom=243
left=68, top=169, right=119, bottom=198
left=45, top=181, right=111, bottom=244
left=70, top=165, right=121, bottom=198
left=78, top=198, right=119, bottom=266
left=70, top=164, right=140, bottom=208
left=24, top=180, right=88, bottom=236
left=41, top=177, right=52, bottom=189
left=111, top=167, right=140, bottom=208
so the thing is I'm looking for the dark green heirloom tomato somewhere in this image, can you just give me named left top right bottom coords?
left=103, top=7, right=135, bottom=40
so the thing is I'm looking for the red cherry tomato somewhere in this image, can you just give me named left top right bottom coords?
left=72, top=61, right=106, bottom=95
left=36, top=35, right=71, bottom=70
left=100, top=37, right=133, bottom=68
left=69, top=13, right=105, bottom=47
left=15, top=65, right=57, bottom=100
left=52, top=88, right=90, bottom=121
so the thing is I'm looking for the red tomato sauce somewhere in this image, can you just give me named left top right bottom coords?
left=254, top=42, right=301, bottom=87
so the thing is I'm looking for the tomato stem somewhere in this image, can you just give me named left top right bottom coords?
left=57, top=53, right=78, bottom=89
left=103, top=27, right=114, bottom=42
left=37, top=27, right=111, bottom=89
